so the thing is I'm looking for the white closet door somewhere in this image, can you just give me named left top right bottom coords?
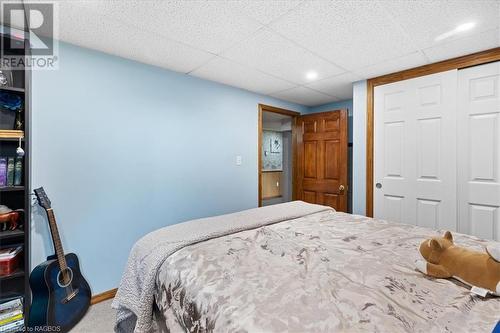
left=458, top=62, right=500, bottom=241
left=374, top=70, right=457, bottom=230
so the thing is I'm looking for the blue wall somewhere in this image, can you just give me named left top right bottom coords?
left=31, top=42, right=307, bottom=294
left=352, top=80, right=367, bottom=216
left=308, top=100, right=353, bottom=115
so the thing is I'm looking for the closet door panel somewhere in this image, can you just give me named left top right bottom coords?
left=458, top=61, right=500, bottom=241
left=374, top=85, right=412, bottom=224
left=374, top=70, right=457, bottom=229
left=413, top=71, right=458, bottom=231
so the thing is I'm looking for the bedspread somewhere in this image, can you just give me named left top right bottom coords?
left=113, top=201, right=330, bottom=332
left=154, top=210, right=500, bottom=333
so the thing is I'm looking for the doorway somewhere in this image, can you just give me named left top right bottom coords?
left=258, top=105, right=350, bottom=212
left=258, top=104, right=299, bottom=207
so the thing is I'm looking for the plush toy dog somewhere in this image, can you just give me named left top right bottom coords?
left=416, top=231, right=500, bottom=296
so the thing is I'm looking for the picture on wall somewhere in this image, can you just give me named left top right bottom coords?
left=270, top=132, right=281, bottom=153
left=262, top=130, right=283, bottom=171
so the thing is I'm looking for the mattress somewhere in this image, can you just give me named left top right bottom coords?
left=153, top=209, right=500, bottom=332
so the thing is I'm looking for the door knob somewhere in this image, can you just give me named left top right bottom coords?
left=339, top=185, right=345, bottom=193
left=376, top=183, right=382, bottom=189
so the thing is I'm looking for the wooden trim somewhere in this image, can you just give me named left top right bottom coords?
left=258, top=106, right=263, bottom=206
left=258, top=104, right=299, bottom=207
left=366, top=80, right=374, bottom=217
left=369, top=47, right=500, bottom=86
left=292, top=117, right=298, bottom=202
left=366, top=47, right=500, bottom=217
left=258, top=104, right=300, bottom=117
left=90, top=288, right=117, bottom=305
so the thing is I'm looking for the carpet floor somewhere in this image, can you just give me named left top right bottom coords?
left=71, top=299, right=115, bottom=333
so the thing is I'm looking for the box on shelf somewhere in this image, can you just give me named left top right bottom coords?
left=0, top=246, right=22, bottom=276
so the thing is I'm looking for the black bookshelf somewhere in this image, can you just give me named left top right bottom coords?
left=0, top=28, right=31, bottom=327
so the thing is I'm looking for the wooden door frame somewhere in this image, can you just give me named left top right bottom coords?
left=258, top=104, right=300, bottom=207
left=366, top=47, right=500, bottom=217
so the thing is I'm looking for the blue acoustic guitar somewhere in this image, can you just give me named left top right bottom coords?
left=29, top=187, right=91, bottom=332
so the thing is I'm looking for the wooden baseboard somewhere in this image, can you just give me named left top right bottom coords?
left=91, top=288, right=117, bottom=305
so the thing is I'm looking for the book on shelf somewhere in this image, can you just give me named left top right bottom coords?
left=0, top=309, right=21, bottom=322
left=0, top=319, right=24, bottom=333
left=13, top=157, right=22, bottom=186
left=6, top=158, right=14, bottom=187
left=0, top=313, right=21, bottom=327
left=0, top=297, right=23, bottom=333
left=0, top=158, right=6, bottom=187
left=0, top=156, right=22, bottom=188
left=0, top=298, right=22, bottom=313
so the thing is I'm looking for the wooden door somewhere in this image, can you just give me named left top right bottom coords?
left=458, top=61, right=500, bottom=241
left=374, top=70, right=457, bottom=229
left=295, top=110, right=348, bottom=211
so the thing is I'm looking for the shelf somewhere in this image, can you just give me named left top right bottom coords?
left=0, top=32, right=30, bottom=321
left=0, top=130, right=23, bottom=141
left=0, top=230, right=24, bottom=241
left=0, top=137, right=24, bottom=142
left=0, top=270, right=24, bottom=281
left=0, top=87, right=24, bottom=94
left=0, top=186, right=24, bottom=192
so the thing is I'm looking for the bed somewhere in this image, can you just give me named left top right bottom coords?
left=113, top=201, right=500, bottom=333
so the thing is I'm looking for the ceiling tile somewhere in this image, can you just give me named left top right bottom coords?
left=47, top=1, right=500, bottom=107
left=380, top=0, right=500, bottom=50
left=270, top=86, right=337, bottom=106
left=270, top=1, right=418, bottom=70
left=225, top=0, right=303, bottom=25
left=353, top=52, right=429, bottom=79
left=190, top=57, right=296, bottom=95
left=306, top=72, right=361, bottom=100
left=221, top=28, right=344, bottom=85
left=68, top=0, right=264, bottom=54
left=57, top=2, right=215, bottom=73
left=423, top=28, right=500, bottom=62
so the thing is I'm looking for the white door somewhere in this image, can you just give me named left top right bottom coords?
left=374, top=70, right=457, bottom=230
left=458, top=62, right=500, bottom=241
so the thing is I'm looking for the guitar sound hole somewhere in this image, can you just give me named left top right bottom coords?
left=57, top=267, right=73, bottom=288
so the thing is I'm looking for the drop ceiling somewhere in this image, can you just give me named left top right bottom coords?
left=31, top=1, right=500, bottom=106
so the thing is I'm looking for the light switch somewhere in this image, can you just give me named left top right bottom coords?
left=236, top=155, right=242, bottom=166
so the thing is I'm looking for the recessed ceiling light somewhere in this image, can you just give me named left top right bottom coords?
left=305, top=71, right=318, bottom=81
left=455, top=22, right=476, bottom=32
left=435, top=21, right=476, bottom=42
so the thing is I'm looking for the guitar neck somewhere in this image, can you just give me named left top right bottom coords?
left=46, top=208, right=68, bottom=272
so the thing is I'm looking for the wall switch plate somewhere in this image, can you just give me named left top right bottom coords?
left=236, top=155, right=242, bottom=166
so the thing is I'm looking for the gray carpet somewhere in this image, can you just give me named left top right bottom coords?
left=71, top=299, right=115, bottom=333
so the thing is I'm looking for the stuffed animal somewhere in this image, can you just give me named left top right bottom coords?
left=416, top=231, right=500, bottom=296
